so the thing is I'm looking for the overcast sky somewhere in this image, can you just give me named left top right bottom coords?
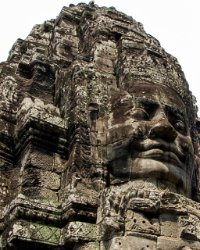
left=0, top=0, right=199, bottom=114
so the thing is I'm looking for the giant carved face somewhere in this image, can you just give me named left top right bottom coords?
left=107, top=82, right=195, bottom=196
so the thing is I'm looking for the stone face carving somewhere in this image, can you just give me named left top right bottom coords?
left=107, top=83, right=194, bottom=196
left=0, top=3, right=200, bottom=250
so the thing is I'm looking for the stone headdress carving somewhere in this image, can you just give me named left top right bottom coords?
left=0, top=3, right=199, bottom=249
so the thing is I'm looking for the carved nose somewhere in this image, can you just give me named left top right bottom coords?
left=149, top=120, right=178, bottom=142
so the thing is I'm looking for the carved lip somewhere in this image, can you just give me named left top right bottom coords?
left=136, top=149, right=184, bottom=169
left=134, top=139, right=186, bottom=168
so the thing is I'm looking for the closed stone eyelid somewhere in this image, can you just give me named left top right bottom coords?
left=173, top=120, right=188, bottom=134
left=165, top=109, right=187, bottom=129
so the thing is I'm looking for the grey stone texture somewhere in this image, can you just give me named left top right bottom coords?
left=0, top=2, right=200, bottom=249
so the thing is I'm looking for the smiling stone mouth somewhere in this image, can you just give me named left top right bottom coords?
left=135, top=148, right=185, bottom=168
left=132, top=138, right=185, bottom=160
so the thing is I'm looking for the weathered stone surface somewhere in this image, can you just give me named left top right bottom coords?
left=6, top=220, right=61, bottom=246
left=0, top=2, right=200, bottom=249
left=103, top=236, right=157, bottom=250
left=160, top=214, right=179, bottom=238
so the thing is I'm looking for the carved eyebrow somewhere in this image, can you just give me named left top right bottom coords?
left=133, top=97, right=187, bottom=121
left=132, top=97, right=187, bottom=120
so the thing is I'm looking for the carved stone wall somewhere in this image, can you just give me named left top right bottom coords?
left=0, top=3, right=200, bottom=249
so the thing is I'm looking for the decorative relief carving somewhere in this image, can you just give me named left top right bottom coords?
left=0, top=2, right=199, bottom=249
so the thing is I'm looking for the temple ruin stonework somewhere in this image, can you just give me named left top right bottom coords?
left=0, top=2, right=200, bottom=250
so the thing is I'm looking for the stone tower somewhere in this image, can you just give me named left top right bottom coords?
left=0, top=3, right=200, bottom=250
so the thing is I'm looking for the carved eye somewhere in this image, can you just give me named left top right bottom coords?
left=131, top=98, right=158, bottom=121
left=142, top=103, right=158, bottom=119
left=165, top=107, right=188, bottom=135
left=131, top=108, right=149, bottom=120
left=174, top=120, right=187, bottom=135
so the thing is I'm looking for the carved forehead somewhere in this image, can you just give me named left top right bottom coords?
left=124, top=82, right=186, bottom=112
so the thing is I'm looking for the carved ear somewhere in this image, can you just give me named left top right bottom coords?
left=192, top=154, right=200, bottom=201
left=192, top=117, right=200, bottom=201
left=196, top=118, right=200, bottom=135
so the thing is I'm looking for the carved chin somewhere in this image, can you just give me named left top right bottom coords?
left=130, top=158, right=191, bottom=192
